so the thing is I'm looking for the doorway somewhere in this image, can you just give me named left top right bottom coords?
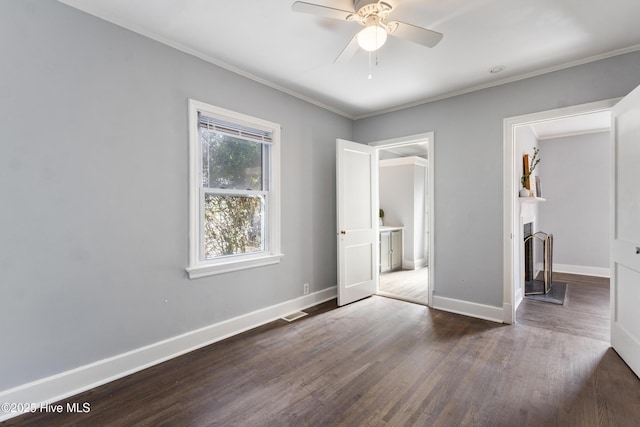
left=502, top=99, right=618, bottom=324
left=369, top=133, right=435, bottom=307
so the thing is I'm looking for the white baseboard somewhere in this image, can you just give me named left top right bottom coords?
left=432, top=295, right=504, bottom=323
left=515, top=286, right=523, bottom=309
left=0, top=287, right=337, bottom=422
left=502, top=302, right=515, bottom=324
left=553, top=263, right=610, bottom=278
left=402, top=257, right=427, bottom=270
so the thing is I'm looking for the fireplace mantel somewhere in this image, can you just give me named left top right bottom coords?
left=519, top=197, right=546, bottom=204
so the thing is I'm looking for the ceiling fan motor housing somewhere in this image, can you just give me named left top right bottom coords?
left=354, top=0, right=394, bottom=17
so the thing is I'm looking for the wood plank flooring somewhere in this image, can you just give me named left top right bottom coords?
left=378, top=267, right=428, bottom=304
left=517, top=272, right=610, bottom=342
left=5, top=274, right=640, bottom=426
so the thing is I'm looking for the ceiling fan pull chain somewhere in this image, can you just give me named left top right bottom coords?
left=375, top=23, right=380, bottom=67
left=368, top=51, right=373, bottom=79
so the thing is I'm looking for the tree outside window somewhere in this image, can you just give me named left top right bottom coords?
left=200, top=125, right=269, bottom=259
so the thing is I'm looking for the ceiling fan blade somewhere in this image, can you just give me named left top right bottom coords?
left=387, top=21, right=443, bottom=48
left=334, top=33, right=360, bottom=63
left=291, top=1, right=354, bottom=21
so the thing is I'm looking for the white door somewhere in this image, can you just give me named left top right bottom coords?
left=611, top=84, right=640, bottom=377
left=336, top=139, right=378, bottom=306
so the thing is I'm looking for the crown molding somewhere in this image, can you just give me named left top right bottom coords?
left=352, top=44, right=640, bottom=120
left=56, top=0, right=355, bottom=119
left=55, top=2, right=640, bottom=122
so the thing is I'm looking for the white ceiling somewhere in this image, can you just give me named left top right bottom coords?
left=383, top=143, right=428, bottom=158
left=58, top=0, right=640, bottom=119
left=529, top=111, right=611, bottom=140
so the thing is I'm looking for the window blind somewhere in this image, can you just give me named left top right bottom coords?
left=198, top=113, right=273, bottom=144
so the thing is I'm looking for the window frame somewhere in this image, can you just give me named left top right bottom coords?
left=187, top=99, right=282, bottom=279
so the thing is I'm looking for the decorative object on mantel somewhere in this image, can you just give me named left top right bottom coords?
left=379, top=208, right=384, bottom=226
left=520, top=147, right=541, bottom=197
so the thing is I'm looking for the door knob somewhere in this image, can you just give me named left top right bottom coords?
left=636, top=247, right=640, bottom=254
left=340, top=230, right=346, bottom=235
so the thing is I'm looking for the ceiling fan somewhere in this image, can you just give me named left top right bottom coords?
left=292, top=0, right=443, bottom=63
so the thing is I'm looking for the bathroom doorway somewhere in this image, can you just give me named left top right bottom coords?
left=370, top=133, right=434, bottom=306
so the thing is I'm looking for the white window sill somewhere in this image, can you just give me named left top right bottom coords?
left=186, top=253, right=284, bottom=279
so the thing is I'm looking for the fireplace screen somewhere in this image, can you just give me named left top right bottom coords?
left=524, top=230, right=553, bottom=295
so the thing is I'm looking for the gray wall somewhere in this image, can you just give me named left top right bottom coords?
left=0, top=0, right=351, bottom=390
left=380, top=164, right=414, bottom=229
left=354, top=51, right=640, bottom=307
left=537, top=132, right=610, bottom=268
left=2, top=0, right=639, bottom=395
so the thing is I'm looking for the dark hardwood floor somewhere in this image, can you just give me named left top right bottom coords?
left=517, top=272, right=611, bottom=342
left=5, top=273, right=640, bottom=426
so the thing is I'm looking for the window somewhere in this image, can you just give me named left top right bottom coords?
left=187, top=100, right=281, bottom=278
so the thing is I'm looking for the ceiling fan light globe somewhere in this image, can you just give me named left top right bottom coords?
left=357, top=25, right=387, bottom=51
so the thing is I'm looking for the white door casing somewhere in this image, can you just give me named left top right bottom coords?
left=502, top=99, right=619, bottom=324
left=336, top=139, right=378, bottom=306
left=611, top=84, right=640, bottom=377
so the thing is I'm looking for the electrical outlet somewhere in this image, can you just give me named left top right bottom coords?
left=303, top=283, right=310, bottom=295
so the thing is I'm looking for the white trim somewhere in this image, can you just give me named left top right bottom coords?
left=535, top=127, right=610, bottom=141
left=503, top=302, right=515, bottom=323
left=503, top=98, right=619, bottom=325
left=553, top=264, right=611, bottom=278
left=187, top=100, right=282, bottom=279
left=427, top=137, right=435, bottom=309
left=514, top=285, right=523, bottom=309
left=432, top=296, right=504, bottom=324
left=186, top=253, right=284, bottom=279
left=369, top=133, right=432, bottom=148
left=379, top=157, right=428, bottom=168
left=0, top=287, right=337, bottom=422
